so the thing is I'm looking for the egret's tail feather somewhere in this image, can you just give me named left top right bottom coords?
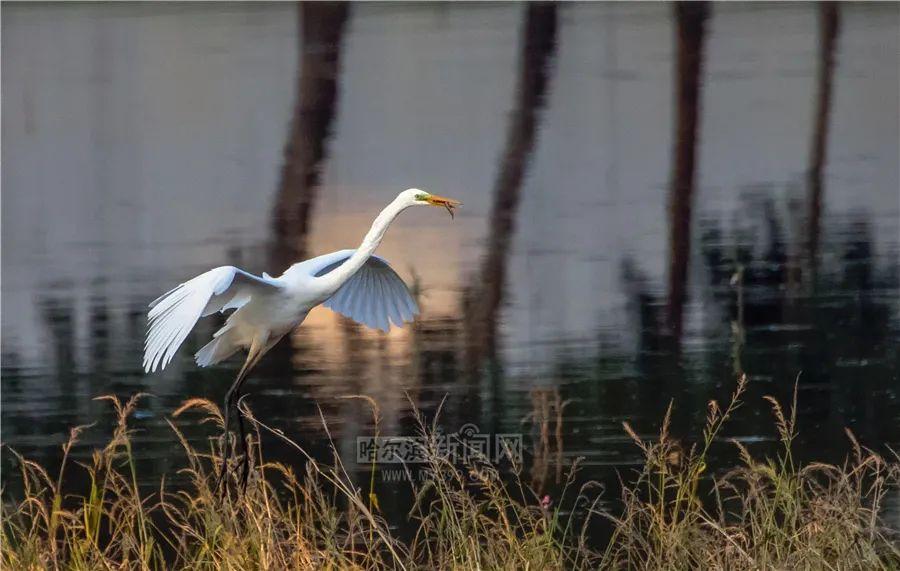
left=143, top=266, right=285, bottom=374
left=195, top=329, right=242, bottom=368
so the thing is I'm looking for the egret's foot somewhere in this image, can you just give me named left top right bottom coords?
left=215, top=429, right=233, bottom=498
left=239, top=452, right=251, bottom=492
left=214, top=437, right=251, bottom=497
left=215, top=464, right=229, bottom=498
left=235, top=395, right=252, bottom=493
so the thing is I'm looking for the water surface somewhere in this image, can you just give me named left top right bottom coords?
left=3, top=2, right=899, bottom=533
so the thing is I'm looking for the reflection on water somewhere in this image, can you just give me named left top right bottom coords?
left=806, top=2, right=841, bottom=281
left=271, top=2, right=349, bottom=266
left=464, top=2, right=558, bottom=368
left=3, top=2, right=899, bottom=531
left=666, top=1, right=708, bottom=341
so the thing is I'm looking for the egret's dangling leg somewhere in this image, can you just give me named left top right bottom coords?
left=235, top=394, right=251, bottom=489
left=216, top=335, right=267, bottom=496
left=216, top=358, right=253, bottom=495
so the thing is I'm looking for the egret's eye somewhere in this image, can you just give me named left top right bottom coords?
left=414, top=193, right=430, bottom=202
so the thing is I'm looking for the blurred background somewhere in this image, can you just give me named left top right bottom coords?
left=2, top=2, right=899, bottom=528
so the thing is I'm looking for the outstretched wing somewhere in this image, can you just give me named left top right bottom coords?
left=307, top=250, right=419, bottom=332
left=144, top=267, right=284, bottom=373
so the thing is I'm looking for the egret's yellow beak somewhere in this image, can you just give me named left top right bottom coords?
left=426, top=194, right=462, bottom=218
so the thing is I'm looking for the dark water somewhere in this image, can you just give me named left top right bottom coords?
left=3, top=2, right=899, bottom=534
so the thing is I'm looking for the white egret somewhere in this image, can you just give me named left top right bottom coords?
left=143, top=188, right=460, bottom=490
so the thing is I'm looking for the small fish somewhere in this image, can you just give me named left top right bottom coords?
left=427, top=195, right=461, bottom=219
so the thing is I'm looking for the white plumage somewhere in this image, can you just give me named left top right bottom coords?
left=144, top=267, right=284, bottom=372
left=315, top=250, right=419, bottom=332
left=143, top=188, right=458, bottom=375
left=144, top=250, right=420, bottom=373
left=142, top=188, right=460, bottom=492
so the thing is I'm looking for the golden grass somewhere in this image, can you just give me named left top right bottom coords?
left=600, top=376, right=900, bottom=570
left=3, top=378, right=898, bottom=570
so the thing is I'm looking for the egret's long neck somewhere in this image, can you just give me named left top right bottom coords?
left=317, top=197, right=409, bottom=292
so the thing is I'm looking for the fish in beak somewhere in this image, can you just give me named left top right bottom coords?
left=426, top=194, right=462, bottom=218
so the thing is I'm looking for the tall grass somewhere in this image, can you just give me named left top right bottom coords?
left=1, top=393, right=585, bottom=570
left=601, top=376, right=900, bottom=570
left=3, top=380, right=898, bottom=570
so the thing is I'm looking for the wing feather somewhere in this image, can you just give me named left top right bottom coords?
left=345, top=283, right=361, bottom=322
left=386, top=280, right=404, bottom=327
left=313, top=251, right=419, bottom=332
left=143, top=267, right=284, bottom=373
left=373, top=275, right=390, bottom=331
left=362, top=270, right=376, bottom=327
left=379, top=270, right=395, bottom=330
left=392, top=279, right=414, bottom=322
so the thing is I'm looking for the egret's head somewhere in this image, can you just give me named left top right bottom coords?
left=400, top=188, right=462, bottom=218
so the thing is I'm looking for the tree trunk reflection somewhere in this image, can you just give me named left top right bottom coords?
left=464, top=4, right=558, bottom=370
left=271, top=2, right=349, bottom=268
left=806, top=2, right=840, bottom=285
left=666, top=2, right=709, bottom=344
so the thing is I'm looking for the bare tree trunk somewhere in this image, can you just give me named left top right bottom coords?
left=806, top=2, right=840, bottom=284
left=666, top=2, right=709, bottom=343
left=271, top=2, right=349, bottom=268
left=464, top=4, right=558, bottom=369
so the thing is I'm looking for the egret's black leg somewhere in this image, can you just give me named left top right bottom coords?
left=214, top=341, right=268, bottom=497
left=216, top=364, right=256, bottom=495
left=215, top=379, right=240, bottom=495
left=236, top=395, right=251, bottom=491
left=216, top=335, right=274, bottom=495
